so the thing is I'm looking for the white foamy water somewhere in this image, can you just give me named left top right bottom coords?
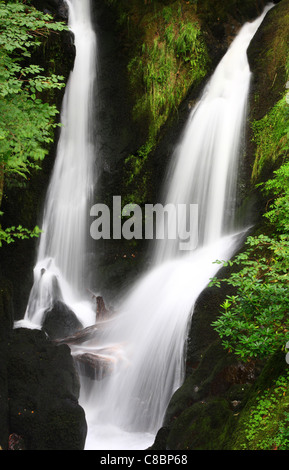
left=17, top=0, right=97, bottom=330
left=75, top=5, right=273, bottom=450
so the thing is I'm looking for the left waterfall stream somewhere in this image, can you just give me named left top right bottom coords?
left=14, top=0, right=148, bottom=451
left=15, top=0, right=98, bottom=332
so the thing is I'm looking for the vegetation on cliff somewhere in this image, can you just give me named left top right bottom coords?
left=152, top=0, right=289, bottom=451
left=104, top=0, right=267, bottom=206
left=210, top=47, right=289, bottom=361
left=0, top=0, right=67, bottom=245
left=207, top=13, right=289, bottom=447
left=103, top=0, right=211, bottom=205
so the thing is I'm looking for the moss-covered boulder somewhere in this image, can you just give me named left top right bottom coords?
left=151, top=339, right=259, bottom=450
left=228, top=351, right=289, bottom=450
left=165, top=398, right=235, bottom=450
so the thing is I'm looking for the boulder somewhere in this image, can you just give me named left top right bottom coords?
left=7, top=328, right=87, bottom=450
left=42, top=300, right=83, bottom=340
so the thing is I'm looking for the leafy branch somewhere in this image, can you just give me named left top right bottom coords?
left=0, top=1, right=69, bottom=245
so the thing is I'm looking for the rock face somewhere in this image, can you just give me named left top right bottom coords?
left=245, top=0, right=289, bottom=185
left=6, top=328, right=87, bottom=450
left=247, top=0, right=288, bottom=124
left=0, top=280, right=87, bottom=450
left=31, top=0, right=69, bottom=20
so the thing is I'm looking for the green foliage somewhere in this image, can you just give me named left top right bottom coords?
left=124, top=8, right=209, bottom=205
left=0, top=224, right=42, bottom=247
left=261, top=160, right=289, bottom=233
left=128, top=6, right=209, bottom=141
left=124, top=139, right=154, bottom=185
left=239, top=371, right=289, bottom=450
left=0, top=1, right=67, bottom=181
left=210, top=233, right=289, bottom=359
left=251, top=93, right=289, bottom=181
left=210, top=67, right=289, bottom=361
left=0, top=1, right=68, bottom=245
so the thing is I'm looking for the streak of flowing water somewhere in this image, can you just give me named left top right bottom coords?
left=74, top=5, right=273, bottom=450
left=17, top=0, right=97, bottom=330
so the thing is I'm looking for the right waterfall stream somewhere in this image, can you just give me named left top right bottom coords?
left=73, top=5, right=273, bottom=450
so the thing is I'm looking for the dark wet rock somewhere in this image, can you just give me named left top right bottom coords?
left=0, top=278, right=13, bottom=449
left=166, top=397, right=236, bottom=451
left=42, top=300, right=83, bottom=340
left=31, top=0, right=69, bottom=20
left=74, top=352, right=114, bottom=381
left=7, top=328, right=87, bottom=450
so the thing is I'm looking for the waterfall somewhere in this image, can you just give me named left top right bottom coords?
left=17, top=0, right=97, bottom=329
left=73, top=5, right=273, bottom=450
left=15, top=0, right=273, bottom=450
left=153, top=25, right=253, bottom=264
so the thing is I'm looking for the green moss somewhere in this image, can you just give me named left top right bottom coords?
left=167, top=398, right=235, bottom=450
left=247, top=0, right=289, bottom=181
left=128, top=3, right=209, bottom=141
left=251, top=93, right=289, bottom=182
left=229, top=351, right=289, bottom=450
left=116, top=1, right=210, bottom=205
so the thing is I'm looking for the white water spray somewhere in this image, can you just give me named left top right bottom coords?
left=75, top=5, right=273, bottom=450
left=18, top=0, right=97, bottom=330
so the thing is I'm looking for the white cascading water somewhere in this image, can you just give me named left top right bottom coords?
left=72, top=5, right=273, bottom=450
left=16, top=0, right=97, bottom=330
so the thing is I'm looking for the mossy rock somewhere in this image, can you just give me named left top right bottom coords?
left=228, top=350, right=289, bottom=450
left=166, top=397, right=235, bottom=450
left=163, top=339, right=259, bottom=429
left=246, top=0, right=289, bottom=183
left=196, top=0, right=268, bottom=43
left=248, top=0, right=289, bottom=122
